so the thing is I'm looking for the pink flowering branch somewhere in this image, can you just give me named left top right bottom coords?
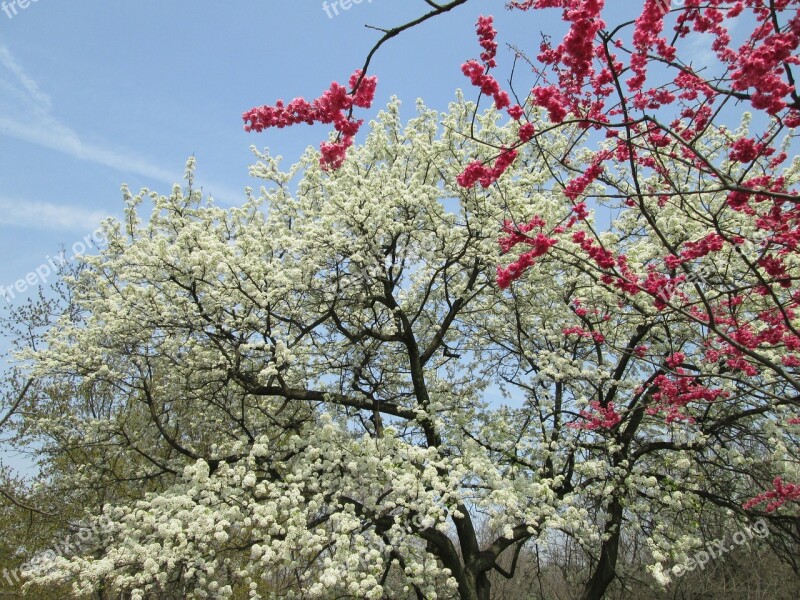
left=743, top=477, right=800, bottom=512
left=461, top=2, right=800, bottom=349
left=243, top=70, right=377, bottom=170
left=495, top=216, right=559, bottom=288
left=457, top=148, right=519, bottom=189
left=569, top=400, right=622, bottom=430
left=646, top=369, right=728, bottom=423
left=242, top=1, right=470, bottom=169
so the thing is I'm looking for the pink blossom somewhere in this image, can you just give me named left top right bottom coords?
left=243, top=70, right=377, bottom=170
left=569, top=400, right=622, bottom=430
left=743, top=477, right=800, bottom=512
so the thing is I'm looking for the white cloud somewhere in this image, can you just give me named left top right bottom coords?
left=0, top=115, right=181, bottom=182
left=0, top=44, right=177, bottom=183
left=0, top=45, right=243, bottom=206
left=0, top=45, right=51, bottom=111
left=0, top=195, right=107, bottom=232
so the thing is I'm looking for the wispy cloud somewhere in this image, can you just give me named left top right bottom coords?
left=0, top=45, right=243, bottom=208
left=0, top=195, right=108, bottom=232
left=0, top=46, right=51, bottom=111
left=0, top=45, right=179, bottom=183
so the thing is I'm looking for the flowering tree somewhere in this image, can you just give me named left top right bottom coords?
left=2, top=1, right=799, bottom=599
left=233, top=0, right=800, bottom=596
left=6, top=94, right=796, bottom=600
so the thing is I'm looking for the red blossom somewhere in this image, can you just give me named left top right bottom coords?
left=562, top=325, right=606, bottom=343
left=508, top=104, right=525, bottom=120
left=497, top=220, right=558, bottom=288
left=483, top=0, right=800, bottom=512
left=665, top=352, right=686, bottom=368
left=243, top=70, right=377, bottom=169
left=572, top=231, right=616, bottom=269
left=564, top=154, right=609, bottom=200
left=648, top=372, right=727, bottom=423
left=569, top=400, right=622, bottom=430
left=461, top=60, right=511, bottom=110
left=457, top=148, right=519, bottom=188
left=743, top=477, right=800, bottom=512
left=476, top=15, right=499, bottom=67
left=679, top=233, right=726, bottom=261
left=532, top=86, right=570, bottom=123
left=519, top=122, right=536, bottom=142
left=729, top=137, right=772, bottom=163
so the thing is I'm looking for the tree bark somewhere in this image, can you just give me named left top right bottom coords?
left=582, top=497, right=623, bottom=600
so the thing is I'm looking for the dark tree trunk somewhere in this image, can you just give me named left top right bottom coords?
left=458, top=568, right=491, bottom=600
left=582, top=497, right=623, bottom=600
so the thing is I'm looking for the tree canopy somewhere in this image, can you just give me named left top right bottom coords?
left=2, top=1, right=800, bottom=599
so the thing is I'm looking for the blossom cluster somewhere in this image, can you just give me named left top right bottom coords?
left=243, top=70, right=377, bottom=169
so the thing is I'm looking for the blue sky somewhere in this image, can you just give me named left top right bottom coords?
left=0, top=1, right=660, bottom=310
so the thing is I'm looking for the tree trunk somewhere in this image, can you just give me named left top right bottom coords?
left=582, top=497, right=623, bottom=600
left=459, top=568, right=491, bottom=600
